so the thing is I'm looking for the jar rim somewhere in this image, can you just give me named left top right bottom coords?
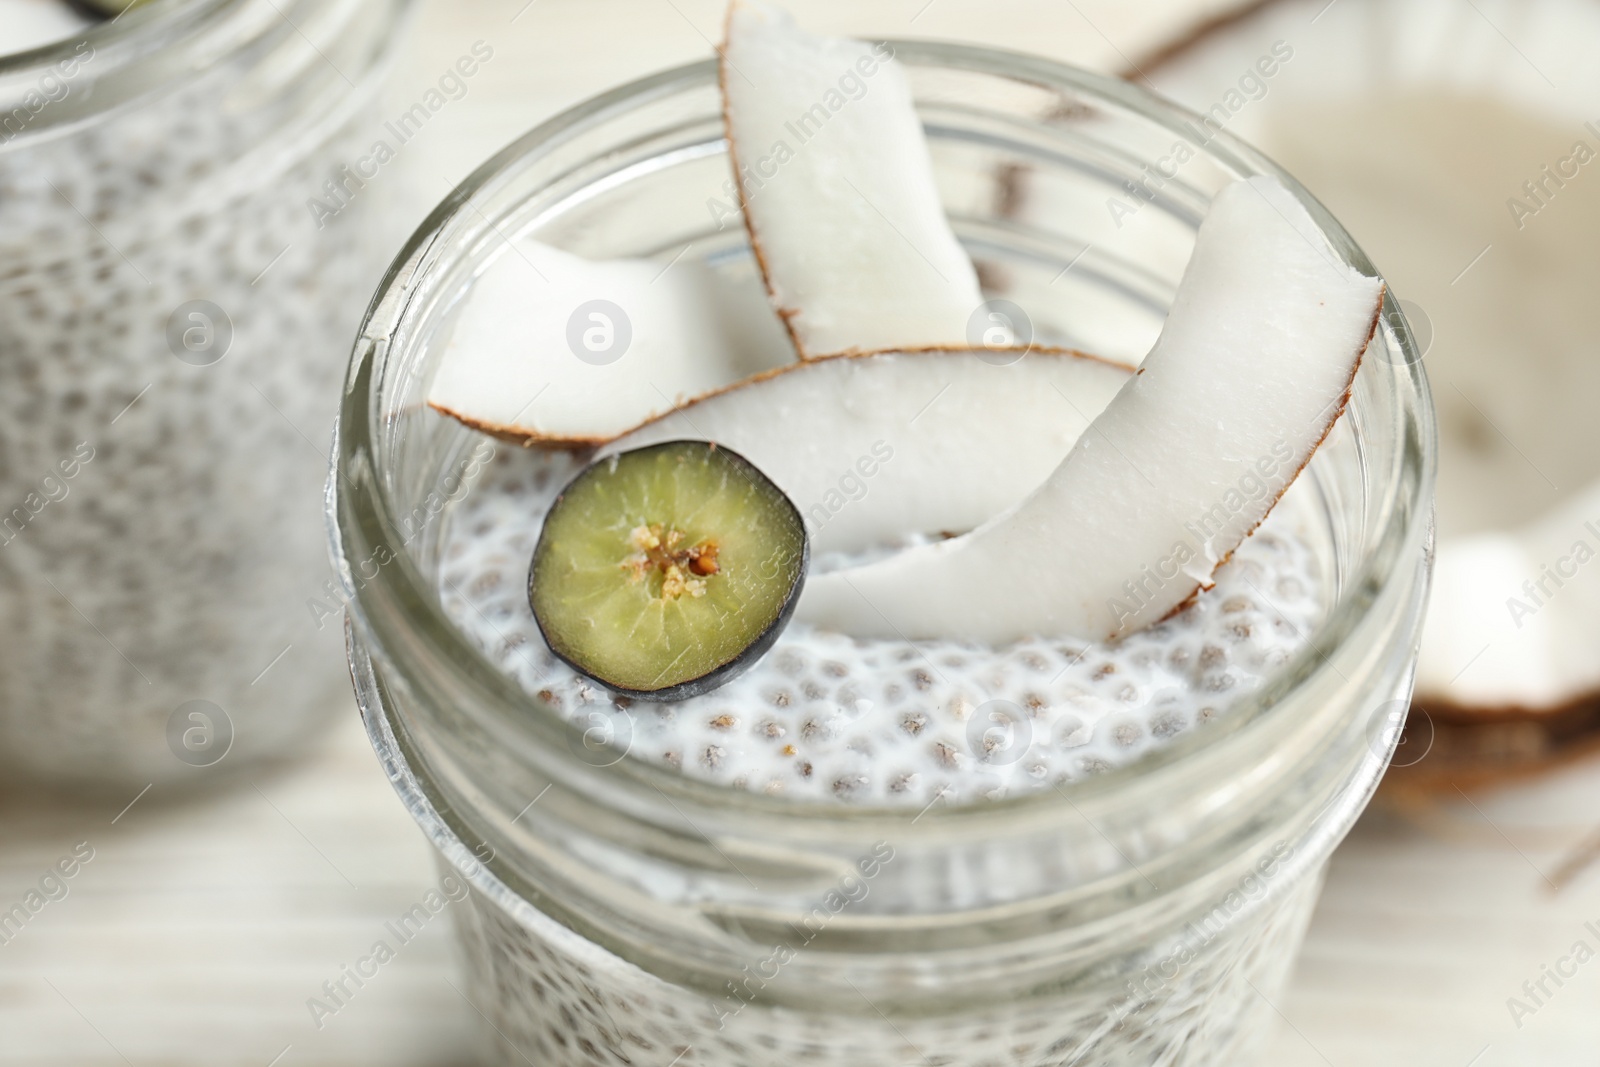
left=0, top=0, right=401, bottom=141
left=1, top=0, right=231, bottom=72
left=332, top=40, right=1437, bottom=830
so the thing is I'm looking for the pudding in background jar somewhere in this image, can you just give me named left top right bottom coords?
left=0, top=0, right=413, bottom=789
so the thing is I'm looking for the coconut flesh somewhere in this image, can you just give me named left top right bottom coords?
left=798, top=176, right=1383, bottom=644
left=428, top=2, right=1013, bottom=446
left=1133, top=0, right=1600, bottom=712
left=1417, top=479, right=1600, bottom=711
left=605, top=349, right=1132, bottom=555
left=427, top=240, right=792, bottom=445
left=720, top=0, right=985, bottom=357
left=433, top=0, right=1381, bottom=655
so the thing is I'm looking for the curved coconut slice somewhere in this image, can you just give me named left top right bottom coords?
left=427, top=240, right=792, bottom=446
left=1131, top=0, right=1600, bottom=749
left=604, top=349, right=1133, bottom=555
left=721, top=1, right=984, bottom=357
left=799, top=176, right=1383, bottom=644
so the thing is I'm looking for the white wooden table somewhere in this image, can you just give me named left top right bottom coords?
left=3, top=2, right=1598, bottom=1064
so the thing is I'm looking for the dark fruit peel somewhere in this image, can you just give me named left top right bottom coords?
left=529, top=440, right=808, bottom=701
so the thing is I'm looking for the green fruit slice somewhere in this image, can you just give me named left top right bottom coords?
left=529, top=440, right=808, bottom=700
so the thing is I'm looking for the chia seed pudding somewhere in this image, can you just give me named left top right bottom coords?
left=448, top=863, right=1323, bottom=1067
left=0, top=0, right=411, bottom=787
left=439, top=445, right=1328, bottom=806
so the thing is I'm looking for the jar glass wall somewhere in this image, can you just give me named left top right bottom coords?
left=0, top=0, right=413, bottom=788
left=334, top=45, right=1435, bottom=1066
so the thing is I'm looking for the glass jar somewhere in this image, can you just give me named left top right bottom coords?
left=333, top=43, right=1436, bottom=1066
left=0, top=0, right=413, bottom=788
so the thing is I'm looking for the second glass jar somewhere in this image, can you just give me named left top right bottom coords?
left=0, top=0, right=414, bottom=788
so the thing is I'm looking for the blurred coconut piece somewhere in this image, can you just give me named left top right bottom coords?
left=428, top=241, right=792, bottom=446
left=1117, top=0, right=1600, bottom=781
left=720, top=1, right=985, bottom=357
left=1419, top=480, right=1600, bottom=710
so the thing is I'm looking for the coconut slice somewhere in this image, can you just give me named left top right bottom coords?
left=604, top=349, right=1133, bottom=555
left=720, top=1, right=985, bottom=357
left=799, top=176, right=1383, bottom=644
left=1130, top=0, right=1600, bottom=768
left=427, top=241, right=792, bottom=446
